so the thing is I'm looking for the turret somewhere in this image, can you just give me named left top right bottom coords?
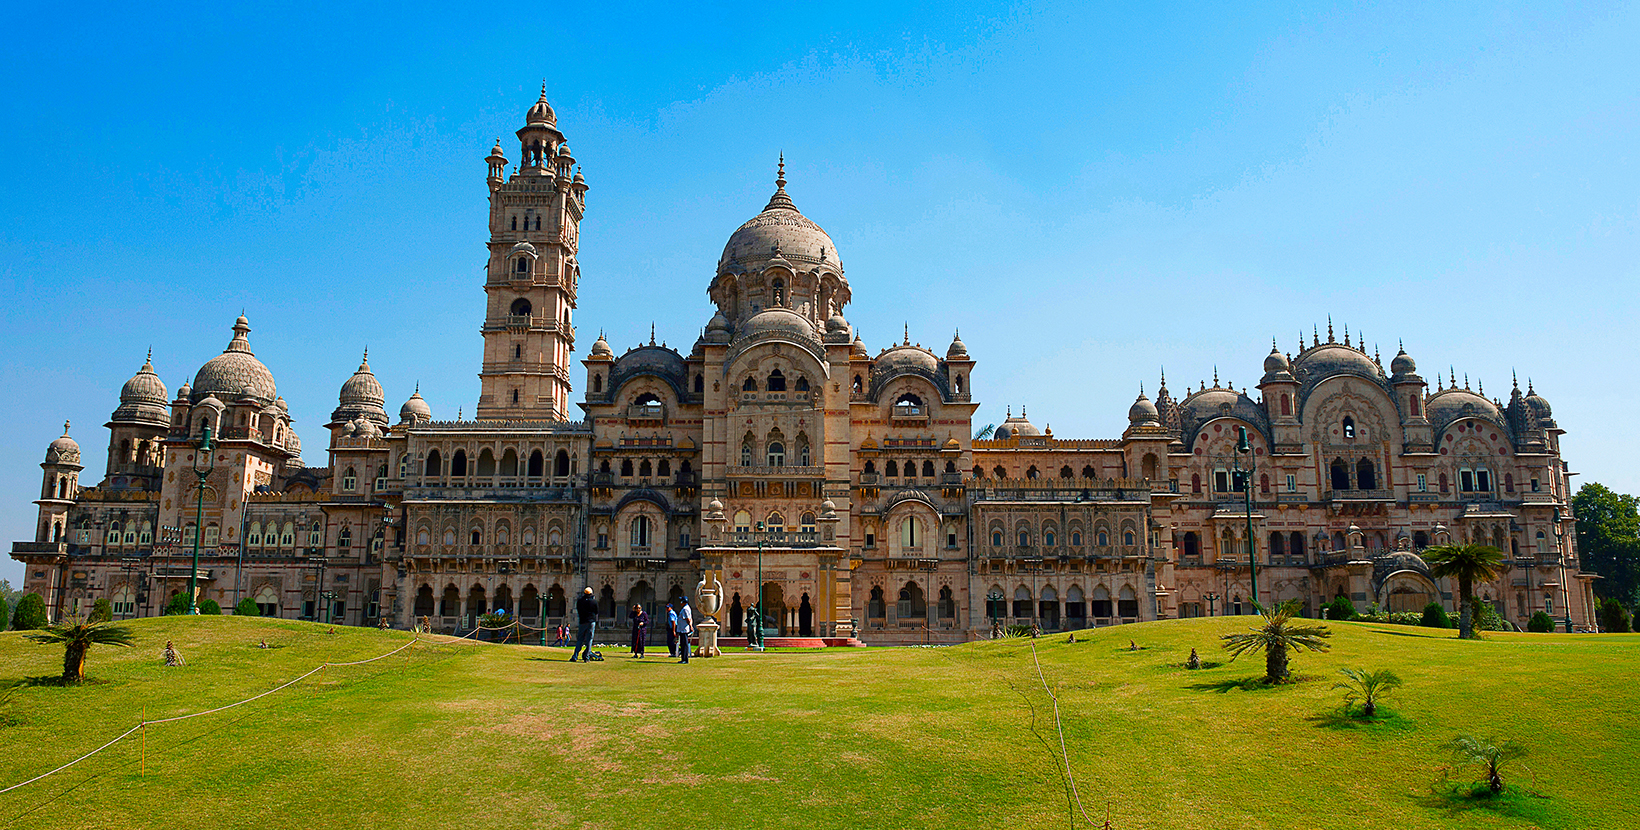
left=36, top=421, right=81, bottom=543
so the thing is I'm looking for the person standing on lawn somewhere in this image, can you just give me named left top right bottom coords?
left=629, top=603, right=650, bottom=658
left=666, top=603, right=679, bottom=657
left=571, top=587, right=598, bottom=663
left=675, top=596, right=694, bottom=664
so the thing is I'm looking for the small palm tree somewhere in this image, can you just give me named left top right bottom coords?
left=1332, top=667, right=1402, bottom=717
left=27, top=616, right=136, bottom=684
left=1423, top=544, right=1505, bottom=639
left=1220, top=599, right=1332, bottom=683
left=1447, top=734, right=1527, bottom=793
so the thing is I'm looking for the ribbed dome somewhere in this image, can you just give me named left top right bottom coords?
left=875, top=343, right=939, bottom=378
left=1292, top=343, right=1382, bottom=380
left=192, top=316, right=276, bottom=403
left=112, top=353, right=170, bottom=426
left=947, top=330, right=968, bottom=358
left=589, top=332, right=613, bottom=357
left=1263, top=346, right=1290, bottom=375
left=1390, top=348, right=1417, bottom=377
left=525, top=87, right=556, bottom=126
left=1129, top=392, right=1160, bottom=425
left=1524, top=382, right=1552, bottom=419
left=332, top=351, right=388, bottom=427
left=718, top=162, right=839, bottom=277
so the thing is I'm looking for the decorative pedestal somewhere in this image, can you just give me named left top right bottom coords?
left=695, top=617, right=721, bottom=658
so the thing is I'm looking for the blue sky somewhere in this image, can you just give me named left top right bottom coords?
left=3, top=2, right=1637, bottom=585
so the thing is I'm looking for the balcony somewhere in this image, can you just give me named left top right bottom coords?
left=626, top=403, right=665, bottom=422
left=1327, top=488, right=1394, bottom=503
left=722, top=530, right=824, bottom=548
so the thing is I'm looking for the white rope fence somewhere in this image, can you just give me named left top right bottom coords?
left=0, top=633, right=436, bottom=796
left=1028, top=638, right=1098, bottom=827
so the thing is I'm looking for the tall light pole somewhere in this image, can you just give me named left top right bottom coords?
left=753, top=521, right=765, bottom=652
left=1235, top=427, right=1259, bottom=611
left=188, top=424, right=216, bottom=614
left=1554, top=506, right=1573, bottom=633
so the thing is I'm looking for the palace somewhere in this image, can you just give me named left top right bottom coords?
left=11, top=90, right=1600, bottom=642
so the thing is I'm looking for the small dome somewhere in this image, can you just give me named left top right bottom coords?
left=852, top=335, right=868, bottom=358
left=558, top=143, right=573, bottom=159
left=994, top=409, right=1042, bottom=439
left=197, top=394, right=225, bottom=412
left=487, top=138, right=506, bottom=160
left=120, top=354, right=168, bottom=405
left=875, top=343, right=939, bottom=379
left=45, top=422, right=80, bottom=465
left=525, top=88, right=556, bottom=126
left=1292, top=343, right=1382, bottom=381
left=707, top=311, right=730, bottom=332
left=399, top=389, right=432, bottom=423
left=177, top=382, right=191, bottom=399
left=826, top=312, right=848, bottom=333
left=737, top=307, right=817, bottom=344
left=1426, top=387, right=1503, bottom=426
left=333, top=351, right=388, bottom=427
left=707, top=498, right=724, bottom=513
left=589, top=332, right=613, bottom=357
left=1128, top=392, right=1160, bottom=425
left=509, top=240, right=538, bottom=257
left=1263, top=346, right=1289, bottom=375
left=193, top=316, right=276, bottom=403
left=947, top=330, right=968, bottom=359
left=1390, top=348, right=1416, bottom=377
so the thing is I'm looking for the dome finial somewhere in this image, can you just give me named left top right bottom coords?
left=777, top=152, right=785, bottom=189
left=1006, top=405, right=1011, bottom=417
left=650, top=323, right=656, bottom=345
left=1327, top=316, right=1335, bottom=343
left=903, top=323, right=910, bottom=345
left=1527, top=377, right=1535, bottom=394
left=146, top=346, right=153, bottom=364
left=1312, top=325, right=1319, bottom=347
left=1213, top=365, right=1219, bottom=386
left=1450, top=366, right=1457, bottom=386
left=1343, top=323, right=1350, bottom=347
left=62, top=419, right=70, bottom=435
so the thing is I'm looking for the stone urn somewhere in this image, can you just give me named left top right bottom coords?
left=694, top=576, right=724, bottom=657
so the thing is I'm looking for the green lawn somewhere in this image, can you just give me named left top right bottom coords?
left=1, top=615, right=1635, bottom=829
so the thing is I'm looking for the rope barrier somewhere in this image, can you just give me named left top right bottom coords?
left=1028, top=638, right=1097, bottom=827
left=0, top=634, right=426, bottom=796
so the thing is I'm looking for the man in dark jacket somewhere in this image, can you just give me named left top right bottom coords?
left=572, top=587, right=599, bottom=662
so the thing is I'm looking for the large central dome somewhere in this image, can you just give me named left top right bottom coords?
left=193, top=315, right=277, bottom=403
left=718, top=178, right=838, bottom=274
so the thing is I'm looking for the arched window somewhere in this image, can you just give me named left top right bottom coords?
left=534, top=215, right=541, bottom=230
left=1438, top=472, right=1449, bottom=493
left=342, top=467, right=357, bottom=491
left=658, top=459, right=671, bottom=477
left=991, top=530, right=1003, bottom=547
left=800, top=512, right=816, bottom=533
left=885, top=460, right=898, bottom=477
left=771, top=278, right=785, bottom=306
left=451, top=450, right=468, bottom=477
left=898, top=582, right=926, bottom=618
left=694, top=374, right=703, bottom=393
left=527, top=450, right=544, bottom=477
left=638, top=459, right=652, bottom=478
left=309, top=523, right=322, bottom=546
left=1289, top=531, right=1305, bottom=561
left=593, top=374, right=603, bottom=393
left=1071, top=530, right=1082, bottom=546
left=1060, top=466, right=1074, bottom=479
left=1018, top=529, right=1030, bottom=547
left=797, top=435, right=811, bottom=466
left=742, top=376, right=757, bottom=391
left=1357, top=458, right=1377, bottom=490
left=1097, top=530, right=1109, bottom=546
left=203, top=524, right=219, bottom=546
left=106, top=522, right=121, bottom=545
left=425, top=449, right=442, bottom=477
left=767, top=442, right=785, bottom=467
left=766, top=369, right=786, bottom=392
left=794, top=376, right=809, bottom=392
left=280, top=522, right=295, bottom=547
left=1182, top=531, right=1200, bottom=559
left=247, top=522, right=262, bottom=547
left=338, top=527, right=352, bottom=548
left=1260, top=473, right=1270, bottom=494
left=1191, top=473, right=1202, bottom=494
left=510, top=216, right=517, bottom=231
left=901, top=517, right=919, bottom=547
left=893, top=394, right=923, bottom=417
left=470, top=528, right=482, bottom=545
left=631, top=516, right=650, bottom=548
left=954, top=375, right=963, bottom=394
left=733, top=511, right=751, bottom=533
left=510, top=298, right=532, bottom=316
left=1280, top=394, right=1291, bottom=415
left=1082, top=465, right=1097, bottom=479
left=620, top=459, right=634, bottom=477
left=864, top=460, right=876, bottom=475
left=1330, top=458, right=1350, bottom=491
left=852, top=375, right=862, bottom=394
left=868, top=587, right=886, bottom=618
left=1269, top=532, right=1285, bottom=561
left=767, top=512, right=785, bottom=533
left=1026, top=466, right=1038, bottom=480
left=741, top=434, right=755, bottom=467
left=515, top=256, right=529, bottom=274
left=1342, top=416, right=1355, bottom=439
left=993, top=465, right=1006, bottom=479
left=1123, top=529, right=1135, bottom=546
left=922, top=460, right=936, bottom=478
left=1044, top=529, right=1056, bottom=546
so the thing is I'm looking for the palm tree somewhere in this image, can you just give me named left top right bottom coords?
left=1447, top=734, right=1527, bottom=793
left=1220, top=599, right=1332, bottom=683
left=27, top=616, right=136, bottom=684
left=1332, top=667, right=1402, bottom=717
left=1423, top=543, right=1505, bottom=639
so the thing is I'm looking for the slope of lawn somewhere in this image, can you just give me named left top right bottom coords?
left=0, top=615, right=1635, bottom=829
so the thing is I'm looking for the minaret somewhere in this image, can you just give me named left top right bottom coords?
left=475, top=85, right=589, bottom=421
left=36, top=422, right=81, bottom=543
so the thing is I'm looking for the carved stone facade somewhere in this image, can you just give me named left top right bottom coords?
left=11, top=91, right=1599, bottom=640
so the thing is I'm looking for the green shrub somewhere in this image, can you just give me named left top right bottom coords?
left=235, top=598, right=262, bottom=617
left=10, top=593, right=48, bottom=630
left=163, top=593, right=191, bottom=616
left=197, top=598, right=221, bottom=615
left=1471, top=601, right=1511, bottom=632
left=1598, top=598, right=1631, bottom=633
left=1421, top=602, right=1452, bottom=629
left=0, top=597, right=8, bottom=631
left=1325, top=596, right=1357, bottom=621
left=1527, top=611, right=1555, bottom=633
left=90, top=598, right=113, bottom=622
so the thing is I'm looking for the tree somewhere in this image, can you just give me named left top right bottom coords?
left=235, top=598, right=262, bottom=617
left=1325, top=596, right=1357, bottom=621
left=1420, top=601, right=1452, bottom=629
left=197, top=598, right=221, bottom=615
left=1333, top=667, right=1402, bottom=717
left=1573, top=482, right=1640, bottom=606
left=1527, top=611, right=1555, bottom=633
left=1423, top=544, right=1505, bottom=639
left=1447, top=734, right=1527, bottom=794
left=26, top=617, right=136, bottom=684
left=90, top=598, right=113, bottom=623
left=10, top=593, right=48, bottom=631
left=1221, top=599, right=1332, bottom=683
left=163, top=592, right=191, bottom=616
left=1597, top=598, right=1631, bottom=633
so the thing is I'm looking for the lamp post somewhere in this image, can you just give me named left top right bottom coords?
left=1235, top=427, right=1259, bottom=611
left=1205, top=591, right=1219, bottom=618
left=188, top=424, right=216, bottom=614
left=753, top=521, right=765, bottom=652
left=1554, top=506, right=1573, bottom=633
left=986, top=588, right=1004, bottom=637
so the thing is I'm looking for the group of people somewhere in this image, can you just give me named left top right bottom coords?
left=568, top=586, right=695, bottom=664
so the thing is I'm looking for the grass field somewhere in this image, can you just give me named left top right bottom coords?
left=1, top=615, right=1636, bottom=829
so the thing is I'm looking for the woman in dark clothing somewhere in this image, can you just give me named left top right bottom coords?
left=629, top=603, right=650, bottom=658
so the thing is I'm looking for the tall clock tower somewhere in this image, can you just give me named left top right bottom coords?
left=475, top=86, right=589, bottom=421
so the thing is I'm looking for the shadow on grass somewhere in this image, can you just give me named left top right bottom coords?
left=8, top=675, right=107, bottom=688
left=1416, top=782, right=1551, bottom=823
left=1185, top=674, right=1305, bottom=693
left=1307, top=706, right=1415, bottom=731
left=1366, top=627, right=1453, bottom=639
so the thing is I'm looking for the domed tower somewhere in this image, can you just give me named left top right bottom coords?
left=329, top=349, right=389, bottom=430
left=1257, top=340, right=1300, bottom=449
left=105, top=350, right=170, bottom=487
left=476, top=85, right=589, bottom=421
left=35, top=421, right=81, bottom=543
left=1389, top=342, right=1431, bottom=451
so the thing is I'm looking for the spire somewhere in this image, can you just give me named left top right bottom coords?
left=1327, top=316, right=1335, bottom=343
left=763, top=154, right=796, bottom=211
left=1527, top=378, right=1535, bottom=395
left=1450, top=367, right=1457, bottom=387
left=1006, top=405, right=1011, bottom=417
left=1343, top=323, right=1350, bottom=347
left=650, top=323, right=656, bottom=345
left=1478, top=379, right=1484, bottom=395
left=1312, top=325, right=1320, bottom=347
left=1512, top=369, right=1519, bottom=390
left=226, top=315, right=253, bottom=354
left=62, top=419, right=71, bottom=435
left=1159, top=367, right=1167, bottom=391
left=1213, top=365, right=1219, bottom=386
left=903, top=323, right=910, bottom=345
left=1463, top=372, right=1469, bottom=389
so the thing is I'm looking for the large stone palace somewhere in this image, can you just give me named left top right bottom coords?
left=12, top=90, right=1600, bottom=642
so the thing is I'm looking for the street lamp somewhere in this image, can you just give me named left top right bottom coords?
left=752, top=521, right=765, bottom=652
left=1205, top=591, right=1219, bottom=618
left=187, top=423, right=216, bottom=614
left=986, top=588, right=1004, bottom=637
left=1235, top=427, right=1259, bottom=611
left=1553, top=506, right=1573, bottom=633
